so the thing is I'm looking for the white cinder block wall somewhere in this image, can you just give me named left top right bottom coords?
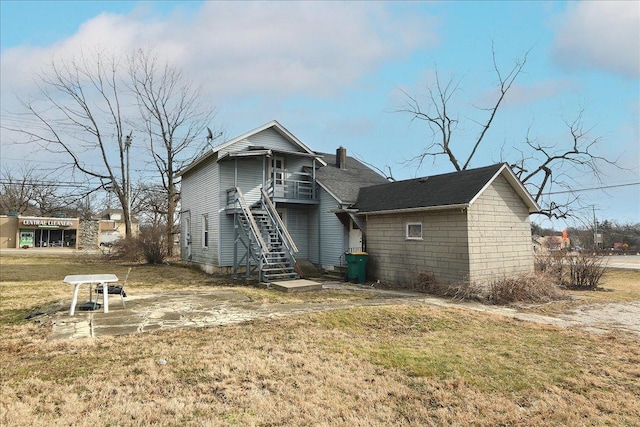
left=466, top=175, right=535, bottom=283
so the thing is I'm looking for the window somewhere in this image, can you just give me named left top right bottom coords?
left=202, top=214, right=209, bottom=248
left=406, top=222, right=422, bottom=240
left=274, top=156, right=285, bottom=185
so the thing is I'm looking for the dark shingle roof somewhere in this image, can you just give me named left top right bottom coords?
left=315, top=152, right=390, bottom=205
left=354, top=163, right=507, bottom=213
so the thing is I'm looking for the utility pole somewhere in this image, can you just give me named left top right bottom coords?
left=125, top=132, right=133, bottom=236
left=593, top=205, right=598, bottom=251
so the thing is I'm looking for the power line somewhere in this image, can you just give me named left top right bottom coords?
left=546, top=182, right=640, bottom=195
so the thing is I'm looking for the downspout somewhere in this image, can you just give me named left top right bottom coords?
left=317, top=200, right=322, bottom=268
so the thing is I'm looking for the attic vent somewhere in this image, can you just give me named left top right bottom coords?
left=419, top=177, right=429, bottom=183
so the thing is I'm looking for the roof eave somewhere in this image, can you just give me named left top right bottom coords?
left=178, top=120, right=327, bottom=176
left=358, top=203, right=470, bottom=216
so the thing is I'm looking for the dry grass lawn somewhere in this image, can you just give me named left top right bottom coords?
left=1, top=253, right=639, bottom=426
left=523, top=269, right=640, bottom=316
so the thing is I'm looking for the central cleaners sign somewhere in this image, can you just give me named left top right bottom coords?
left=22, top=219, right=73, bottom=227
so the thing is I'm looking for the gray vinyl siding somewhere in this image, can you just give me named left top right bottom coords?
left=279, top=205, right=310, bottom=260
left=246, top=128, right=302, bottom=152
left=318, top=187, right=346, bottom=268
left=180, top=156, right=219, bottom=267
left=218, top=212, right=237, bottom=267
left=218, top=159, right=263, bottom=267
left=218, top=128, right=301, bottom=158
left=308, top=204, right=320, bottom=264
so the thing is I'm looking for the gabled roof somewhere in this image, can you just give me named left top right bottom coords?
left=353, top=163, right=539, bottom=215
left=315, top=152, right=389, bottom=205
left=178, top=120, right=325, bottom=177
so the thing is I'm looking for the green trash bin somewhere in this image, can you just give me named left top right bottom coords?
left=345, top=252, right=368, bottom=284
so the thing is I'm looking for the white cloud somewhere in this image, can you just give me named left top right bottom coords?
left=0, top=2, right=438, bottom=101
left=552, top=1, right=640, bottom=78
left=500, top=79, right=576, bottom=108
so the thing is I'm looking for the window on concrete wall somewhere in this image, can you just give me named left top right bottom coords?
left=406, top=222, right=423, bottom=240
left=202, top=214, right=209, bottom=248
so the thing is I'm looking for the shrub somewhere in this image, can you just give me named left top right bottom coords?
left=111, top=237, right=142, bottom=262
left=109, top=225, right=168, bottom=264
left=138, top=225, right=168, bottom=264
left=535, top=252, right=565, bottom=286
left=565, top=254, right=607, bottom=290
left=487, top=272, right=564, bottom=305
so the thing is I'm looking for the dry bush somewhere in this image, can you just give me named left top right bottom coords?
left=535, top=252, right=565, bottom=285
left=412, top=271, right=482, bottom=299
left=444, top=280, right=487, bottom=302
left=565, top=254, right=607, bottom=290
left=138, top=226, right=168, bottom=265
left=411, top=271, right=439, bottom=292
left=431, top=273, right=565, bottom=305
left=110, top=237, right=142, bottom=262
left=110, top=226, right=167, bottom=264
left=488, top=272, right=565, bottom=305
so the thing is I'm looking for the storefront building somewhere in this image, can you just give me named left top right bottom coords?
left=1, top=216, right=79, bottom=249
left=1, top=213, right=136, bottom=250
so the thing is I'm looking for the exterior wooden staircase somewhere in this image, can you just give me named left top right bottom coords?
left=231, top=187, right=299, bottom=283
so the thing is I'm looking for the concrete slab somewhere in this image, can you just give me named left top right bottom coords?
left=270, top=279, right=323, bottom=293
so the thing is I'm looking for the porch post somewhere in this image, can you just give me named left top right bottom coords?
left=232, top=212, right=238, bottom=277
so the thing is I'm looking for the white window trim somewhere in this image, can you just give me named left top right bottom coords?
left=202, top=214, right=209, bottom=249
left=406, top=222, right=423, bottom=241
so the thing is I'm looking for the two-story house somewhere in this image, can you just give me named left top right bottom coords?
left=178, top=120, right=388, bottom=281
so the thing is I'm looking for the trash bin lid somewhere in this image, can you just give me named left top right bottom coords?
left=350, top=252, right=368, bottom=255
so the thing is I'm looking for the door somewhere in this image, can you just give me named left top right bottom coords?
left=274, top=156, right=285, bottom=197
left=183, top=214, right=191, bottom=259
left=348, top=219, right=362, bottom=253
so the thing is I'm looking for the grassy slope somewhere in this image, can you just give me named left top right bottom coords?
left=1, top=253, right=638, bottom=426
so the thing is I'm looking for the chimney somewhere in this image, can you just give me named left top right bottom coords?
left=336, top=146, right=347, bottom=170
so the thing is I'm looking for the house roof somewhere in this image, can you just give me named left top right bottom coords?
left=314, top=152, right=390, bottom=205
left=178, top=120, right=325, bottom=177
left=353, top=163, right=540, bottom=215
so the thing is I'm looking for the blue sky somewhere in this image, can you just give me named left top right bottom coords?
left=1, top=1, right=638, bottom=229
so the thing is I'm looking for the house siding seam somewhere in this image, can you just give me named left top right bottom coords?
left=366, top=211, right=470, bottom=286
left=466, top=175, right=534, bottom=283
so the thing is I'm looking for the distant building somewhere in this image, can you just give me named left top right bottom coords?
left=0, top=210, right=138, bottom=250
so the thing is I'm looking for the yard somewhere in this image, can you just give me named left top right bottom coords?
left=0, top=252, right=639, bottom=426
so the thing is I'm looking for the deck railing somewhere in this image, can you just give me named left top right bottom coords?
left=266, top=171, right=315, bottom=201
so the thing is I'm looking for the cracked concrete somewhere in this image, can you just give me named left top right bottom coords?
left=35, top=282, right=640, bottom=340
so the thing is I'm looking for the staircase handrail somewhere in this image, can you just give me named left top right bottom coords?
left=234, top=187, right=269, bottom=254
left=260, top=187, right=299, bottom=253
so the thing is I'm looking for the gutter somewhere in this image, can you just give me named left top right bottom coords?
left=360, top=203, right=470, bottom=216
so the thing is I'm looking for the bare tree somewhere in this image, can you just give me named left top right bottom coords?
left=0, top=164, right=53, bottom=215
left=399, top=45, right=617, bottom=219
left=3, top=49, right=136, bottom=236
left=129, top=49, right=219, bottom=256
left=0, top=163, right=97, bottom=218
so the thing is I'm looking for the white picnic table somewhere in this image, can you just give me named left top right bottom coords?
left=63, top=274, right=119, bottom=316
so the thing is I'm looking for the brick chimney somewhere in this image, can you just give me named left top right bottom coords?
left=336, top=146, right=347, bottom=170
